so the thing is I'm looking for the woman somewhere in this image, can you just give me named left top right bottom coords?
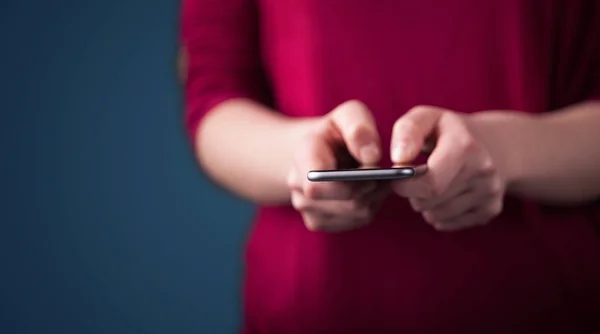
left=181, top=0, right=600, bottom=333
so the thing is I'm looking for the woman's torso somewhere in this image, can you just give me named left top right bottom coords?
left=243, top=1, right=600, bottom=333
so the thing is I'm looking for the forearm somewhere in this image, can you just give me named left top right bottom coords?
left=196, top=98, right=319, bottom=205
left=468, top=100, right=600, bottom=205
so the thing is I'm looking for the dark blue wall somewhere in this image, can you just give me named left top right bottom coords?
left=2, top=1, right=253, bottom=333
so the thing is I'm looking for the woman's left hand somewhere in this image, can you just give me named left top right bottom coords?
left=390, top=106, right=508, bottom=232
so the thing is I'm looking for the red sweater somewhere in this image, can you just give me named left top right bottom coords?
left=182, top=1, right=600, bottom=333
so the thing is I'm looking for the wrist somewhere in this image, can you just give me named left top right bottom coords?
left=464, top=111, right=538, bottom=191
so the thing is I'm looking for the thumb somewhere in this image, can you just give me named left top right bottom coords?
left=328, top=100, right=381, bottom=165
left=390, top=106, right=444, bottom=164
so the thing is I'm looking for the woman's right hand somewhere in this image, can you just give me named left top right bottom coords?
left=286, top=100, right=390, bottom=232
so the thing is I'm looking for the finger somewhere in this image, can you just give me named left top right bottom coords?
left=391, top=175, right=434, bottom=198
left=409, top=187, right=465, bottom=212
left=303, top=180, right=378, bottom=202
left=291, top=131, right=356, bottom=200
left=356, top=181, right=379, bottom=197
left=329, top=100, right=381, bottom=165
left=291, top=190, right=373, bottom=232
left=291, top=190, right=310, bottom=212
left=433, top=210, right=486, bottom=232
left=432, top=199, right=502, bottom=232
left=408, top=148, right=498, bottom=210
left=292, top=193, right=373, bottom=218
left=286, top=168, right=302, bottom=191
left=306, top=180, right=376, bottom=201
left=289, top=138, right=378, bottom=201
left=421, top=190, right=489, bottom=223
left=432, top=209, right=490, bottom=232
left=303, top=212, right=367, bottom=233
left=366, top=183, right=391, bottom=213
left=291, top=191, right=334, bottom=229
left=300, top=211, right=335, bottom=232
left=410, top=183, right=467, bottom=212
left=422, top=137, right=436, bottom=154
left=409, top=167, right=473, bottom=211
left=356, top=180, right=389, bottom=203
left=390, top=105, right=444, bottom=164
left=293, top=183, right=387, bottom=232
left=425, top=112, right=471, bottom=196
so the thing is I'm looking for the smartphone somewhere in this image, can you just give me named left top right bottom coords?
left=307, top=165, right=427, bottom=182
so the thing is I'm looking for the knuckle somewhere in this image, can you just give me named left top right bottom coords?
left=334, top=100, right=368, bottom=117
left=286, top=170, right=301, bottom=190
left=478, top=157, right=496, bottom=175
left=286, top=174, right=295, bottom=189
left=344, top=99, right=368, bottom=110
left=408, top=105, right=431, bottom=116
left=409, top=198, right=424, bottom=212
left=291, top=196, right=310, bottom=212
left=304, top=218, right=326, bottom=232
left=487, top=178, right=504, bottom=196
left=346, top=198, right=363, bottom=212
left=433, top=223, right=447, bottom=231
left=393, top=118, right=419, bottom=137
left=490, top=199, right=503, bottom=216
left=303, top=183, right=320, bottom=200
left=458, top=134, right=478, bottom=154
left=422, top=211, right=437, bottom=224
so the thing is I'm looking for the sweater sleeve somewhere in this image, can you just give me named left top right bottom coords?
left=180, top=0, right=272, bottom=148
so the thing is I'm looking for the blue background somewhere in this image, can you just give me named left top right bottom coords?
left=2, top=1, right=254, bottom=333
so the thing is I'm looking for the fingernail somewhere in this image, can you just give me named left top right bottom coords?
left=392, top=142, right=411, bottom=163
left=359, top=143, right=380, bottom=164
